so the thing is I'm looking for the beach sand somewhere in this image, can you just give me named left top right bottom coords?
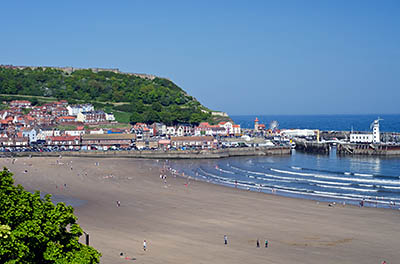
left=2, top=156, right=399, bottom=264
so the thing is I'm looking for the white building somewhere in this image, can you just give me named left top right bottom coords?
left=350, top=118, right=381, bottom=144
left=65, top=129, right=86, bottom=136
left=372, top=119, right=380, bottom=143
left=67, top=104, right=94, bottom=116
left=76, top=111, right=106, bottom=123
left=37, top=128, right=61, bottom=140
left=219, top=122, right=233, bottom=135
left=350, top=134, right=373, bottom=143
left=22, top=128, right=38, bottom=143
left=89, top=128, right=105, bottom=135
left=232, top=124, right=241, bottom=135
left=105, top=112, right=115, bottom=121
left=280, top=129, right=316, bottom=138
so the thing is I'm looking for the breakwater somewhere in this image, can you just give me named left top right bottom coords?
left=294, top=140, right=329, bottom=154
left=337, top=143, right=400, bottom=156
left=1, top=146, right=291, bottom=159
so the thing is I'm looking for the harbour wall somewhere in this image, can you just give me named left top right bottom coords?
left=1, top=146, right=291, bottom=159
left=337, top=143, right=400, bottom=156
left=294, top=140, right=330, bottom=154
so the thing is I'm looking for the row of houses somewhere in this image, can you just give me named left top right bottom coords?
left=133, top=121, right=241, bottom=138
left=0, top=133, right=218, bottom=151
left=0, top=100, right=243, bottom=151
left=1, top=101, right=115, bottom=127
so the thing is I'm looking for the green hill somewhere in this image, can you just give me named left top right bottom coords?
left=0, top=66, right=221, bottom=125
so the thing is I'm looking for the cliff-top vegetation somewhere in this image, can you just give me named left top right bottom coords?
left=0, top=66, right=214, bottom=125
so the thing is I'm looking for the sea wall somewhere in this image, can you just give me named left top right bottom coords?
left=294, top=140, right=329, bottom=154
left=1, top=146, right=291, bottom=159
left=337, top=143, right=400, bottom=156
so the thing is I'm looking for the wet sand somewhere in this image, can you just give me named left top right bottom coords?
left=2, top=157, right=399, bottom=264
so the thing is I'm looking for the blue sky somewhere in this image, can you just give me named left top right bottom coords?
left=1, top=1, right=399, bottom=115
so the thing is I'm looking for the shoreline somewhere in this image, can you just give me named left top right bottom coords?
left=4, top=156, right=399, bottom=264
left=0, top=146, right=291, bottom=159
left=166, top=162, right=400, bottom=210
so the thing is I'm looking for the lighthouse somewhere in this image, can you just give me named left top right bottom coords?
left=372, top=119, right=381, bottom=143
left=254, top=117, right=259, bottom=132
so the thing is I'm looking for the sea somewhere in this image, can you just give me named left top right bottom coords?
left=169, top=115, right=400, bottom=209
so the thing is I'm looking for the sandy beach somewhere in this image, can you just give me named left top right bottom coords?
left=2, top=156, right=399, bottom=264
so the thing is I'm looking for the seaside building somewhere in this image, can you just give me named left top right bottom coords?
left=253, top=118, right=266, bottom=132
left=254, top=117, right=259, bottom=132
left=372, top=119, right=381, bottom=143
left=81, top=134, right=134, bottom=150
left=350, top=118, right=381, bottom=144
left=170, top=136, right=217, bottom=149
left=46, top=136, right=81, bottom=149
left=281, top=129, right=316, bottom=138
left=0, top=137, right=29, bottom=147
left=232, top=124, right=241, bottom=136
left=219, top=122, right=233, bottom=135
left=22, top=128, right=39, bottom=143
left=37, top=128, right=61, bottom=141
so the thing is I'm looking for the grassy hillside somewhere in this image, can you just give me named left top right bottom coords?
left=0, top=67, right=216, bottom=125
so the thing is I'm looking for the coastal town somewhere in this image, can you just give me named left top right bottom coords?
left=0, top=99, right=282, bottom=152
left=2, top=99, right=400, bottom=155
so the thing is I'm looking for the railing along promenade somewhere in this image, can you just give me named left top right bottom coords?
left=1, top=146, right=291, bottom=159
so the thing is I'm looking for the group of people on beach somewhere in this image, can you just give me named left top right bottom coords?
left=223, top=235, right=269, bottom=248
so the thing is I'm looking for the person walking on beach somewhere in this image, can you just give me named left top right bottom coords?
left=224, top=235, right=228, bottom=245
left=265, top=240, right=269, bottom=248
left=257, top=239, right=260, bottom=248
left=143, top=240, right=147, bottom=251
left=116, top=200, right=121, bottom=207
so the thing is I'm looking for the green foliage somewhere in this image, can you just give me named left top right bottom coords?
left=113, top=111, right=131, bottom=124
left=0, top=168, right=101, bottom=264
left=0, top=67, right=213, bottom=125
left=129, top=112, right=144, bottom=124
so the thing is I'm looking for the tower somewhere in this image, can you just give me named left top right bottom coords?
left=372, top=118, right=381, bottom=144
left=254, top=117, right=259, bottom=132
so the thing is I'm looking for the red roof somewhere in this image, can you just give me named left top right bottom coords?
left=57, top=116, right=76, bottom=120
left=76, top=126, right=84, bottom=130
left=255, top=117, right=259, bottom=122
left=199, top=122, right=210, bottom=127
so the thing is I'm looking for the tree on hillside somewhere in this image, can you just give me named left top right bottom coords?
left=129, top=112, right=144, bottom=124
left=0, top=168, right=101, bottom=264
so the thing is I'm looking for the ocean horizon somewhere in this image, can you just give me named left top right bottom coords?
left=231, top=114, right=400, bottom=132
